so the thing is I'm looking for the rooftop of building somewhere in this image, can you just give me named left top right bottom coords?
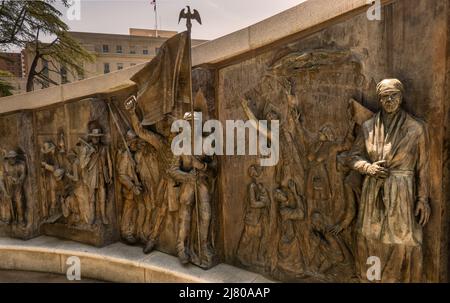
left=68, top=28, right=208, bottom=43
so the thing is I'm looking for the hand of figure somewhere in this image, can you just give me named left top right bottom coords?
left=133, top=185, right=142, bottom=196
left=124, top=96, right=137, bottom=111
left=415, top=201, right=431, bottom=226
left=187, top=170, right=198, bottom=183
left=288, top=180, right=296, bottom=192
left=192, top=157, right=206, bottom=171
left=367, top=160, right=388, bottom=179
left=327, top=223, right=344, bottom=236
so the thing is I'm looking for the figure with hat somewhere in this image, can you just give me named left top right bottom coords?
left=0, top=150, right=27, bottom=226
left=78, top=127, right=113, bottom=225
left=62, top=148, right=88, bottom=226
left=40, top=141, right=63, bottom=220
left=349, top=78, right=431, bottom=282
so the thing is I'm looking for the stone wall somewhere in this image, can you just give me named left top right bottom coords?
left=213, top=0, right=448, bottom=282
left=0, top=0, right=448, bottom=282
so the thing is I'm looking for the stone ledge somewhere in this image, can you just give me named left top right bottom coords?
left=191, top=0, right=394, bottom=65
left=0, top=236, right=273, bottom=283
left=0, top=65, right=142, bottom=115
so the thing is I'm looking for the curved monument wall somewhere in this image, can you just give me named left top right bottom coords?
left=0, top=0, right=448, bottom=283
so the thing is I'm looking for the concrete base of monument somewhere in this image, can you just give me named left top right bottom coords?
left=0, top=222, right=39, bottom=240
left=0, top=236, right=274, bottom=283
left=40, top=222, right=119, bottom=247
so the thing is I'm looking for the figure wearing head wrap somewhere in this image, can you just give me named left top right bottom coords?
left=376, top=78, right=404, bottom=115
left=349, top=79, right=430, bottom=282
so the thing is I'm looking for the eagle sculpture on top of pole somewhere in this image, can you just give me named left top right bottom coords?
left=178, top=6, right=202, bottom=33
left=178, top=5, right=208, bottom=268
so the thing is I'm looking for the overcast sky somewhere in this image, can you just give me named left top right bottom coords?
left=54, top=0, right=306, bottom=40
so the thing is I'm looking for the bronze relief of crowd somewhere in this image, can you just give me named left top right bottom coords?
left=0, top=76, right=430, bottom=282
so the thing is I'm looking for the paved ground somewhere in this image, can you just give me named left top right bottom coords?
left=0, top=269, right=103, bottom=283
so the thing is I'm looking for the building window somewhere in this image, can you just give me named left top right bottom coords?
left=117, top=63, right=123, bottom=70
left=104, top=63, right=110, bottom=74
left=60, top=66, right=68, bottom=84
left=130, top=63, right=136, bottom=66
left=155, top=47, right=160, bottom=55
left=102, top=44, right=109, bottom=53
left=129, top=46, right=136, bottom=54
left=143, top=49, right=149, bottom=55
left=116, top=45, right=122, bottom=53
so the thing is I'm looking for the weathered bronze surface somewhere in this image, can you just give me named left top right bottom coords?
left=0, top=0, right=448, bottom=282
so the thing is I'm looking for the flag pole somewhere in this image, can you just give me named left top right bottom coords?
left=155, top=1, right=158, bottom=37
left=151, top=0, right=158, bottom=37
left=188, top=23, right=203, bottom=266
left=178, top=4, right=203, bottom=266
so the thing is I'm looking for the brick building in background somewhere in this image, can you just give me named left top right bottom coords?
left=0, top=52, right=26, bottom=95
left=0, top=52, right=23, bottom=77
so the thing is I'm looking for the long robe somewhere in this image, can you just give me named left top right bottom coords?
left=350, top=109, right=429, bottom=282
left=236, top=182, right=270, bottom=268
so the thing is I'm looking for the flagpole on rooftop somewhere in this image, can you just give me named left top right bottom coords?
left=151, top=0, right=158, bottom=37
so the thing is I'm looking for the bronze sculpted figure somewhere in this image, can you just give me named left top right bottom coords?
left=349, top=79, right=430, bottom=282
left=117, top=130, right=143, bottom=244
left=125, top=97, right=176, bottom=254
left=0, top=151, right=27, bottom=226
left=40, top=141, right=63, bottom=220
left=78, top=128, right=113, bottom=225
left=63, top=148, right=89, bottom=225
left=167, top=112, right=217, bottom=268
left=273, top=181, right=306, bottom=280
left=236, top=165, right=270, bottom=268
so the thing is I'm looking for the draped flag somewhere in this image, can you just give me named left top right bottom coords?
left=130, top=31, right=191, bottom=125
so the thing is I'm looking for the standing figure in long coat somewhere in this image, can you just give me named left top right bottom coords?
left=118, top=130, right=143, bottom=243
left=125, top=98, right=177, bottom=254
left=1, top=151, right=26, bottom=225
left=349, top=79, right=430, bottom=282
left=79, top=128, right=113, bottom=225
left=41, top=141, right=63, bottom=219
left=273, top=182, right=306, bottom=280
left=236, top=165, right=270, bottom=268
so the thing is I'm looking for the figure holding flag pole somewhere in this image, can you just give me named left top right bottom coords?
left=122, top=6, right=216, bottom=268
left=167, top=6, right=217, bottom=269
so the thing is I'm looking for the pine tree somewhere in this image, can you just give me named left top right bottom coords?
left=0, top=0, right=94, bottom=92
